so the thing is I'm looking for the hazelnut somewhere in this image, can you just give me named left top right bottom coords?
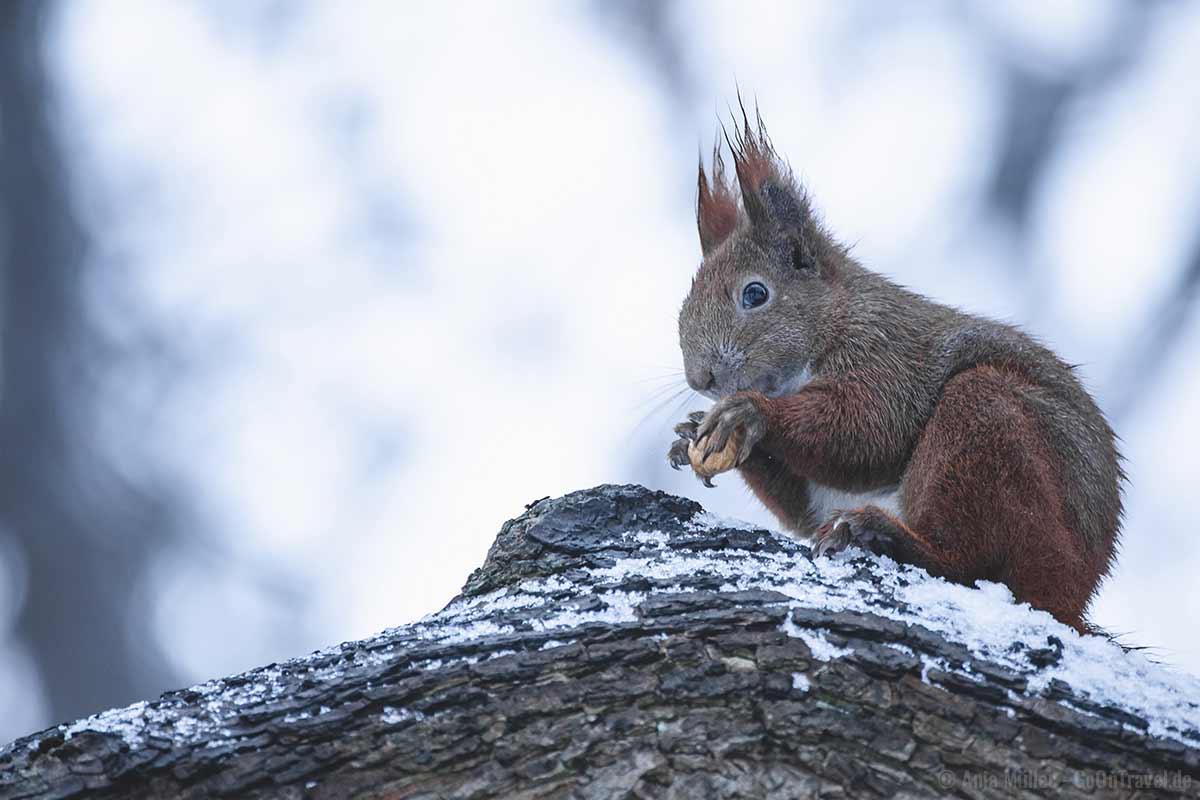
left=688, top=432, right=741, bottom=478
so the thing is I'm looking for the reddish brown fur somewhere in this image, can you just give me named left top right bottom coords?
left=738, top=450, right=811, bottom=528
left=765, top=366, right=1103, bottom=629
left=735, top=365, right=1106, bottom=631
left=897, top=366, right=1101, bottom=628
left=697, top=146, right=738, bottom=255
left=724, top=104, right=778, bottom=197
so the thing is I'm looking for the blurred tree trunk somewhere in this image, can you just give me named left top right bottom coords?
left=0, top=0, right=176, bottom=726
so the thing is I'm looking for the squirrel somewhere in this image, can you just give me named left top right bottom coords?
left=667, top=107, right=1123, bottom=633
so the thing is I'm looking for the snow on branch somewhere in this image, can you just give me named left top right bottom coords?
left=2, top=484, right=1197, bottom=798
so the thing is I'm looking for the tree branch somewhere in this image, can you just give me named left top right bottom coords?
left=1, top=485, right=1197, bottom=798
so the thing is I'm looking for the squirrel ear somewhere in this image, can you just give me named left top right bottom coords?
left=762, top=181, right=814, bottom=236
left=788, top=233, right=818, bottom=273
left=697, top=147, right=738, bottom=256
left=725, top=100, right=780, bottom=230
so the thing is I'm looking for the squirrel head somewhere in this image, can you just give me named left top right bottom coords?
left=679, top=107, right=848, bottom=400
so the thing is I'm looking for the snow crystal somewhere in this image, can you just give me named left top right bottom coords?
left=623, top=529, right=670, bottom=547
left=589, top=554, right=743, bottom=584
left=539, top=639, right=575, bottom=650
left=519, top=575, right=574, bottom=594
left=381, top=706, right=425, bottom=725
left=413, top=618, right=515, bottom=645
left=530, top=590, right=644, bottom=631
left=791, top=672, right=811, bottom=692
left=64, top=701, right=151, bottom=748
left=883, top=642, right=916, bottom=656
left=204, top=735, right=240, bottom=749
left=781, top=621, right=852, bottom=662
left=440, top=587, right=546, bottom=619
left=685, top=511, right=765, bottom=532
left=919, top=655, right=951, bottom=684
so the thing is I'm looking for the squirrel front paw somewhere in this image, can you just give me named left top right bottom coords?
left=669, top=395, right=769, bottom=487
left=667, top=411, right=710, bottom=482
left=668, top=409, right=743, bottom=487
left=695, top=392, right=768, bottom=464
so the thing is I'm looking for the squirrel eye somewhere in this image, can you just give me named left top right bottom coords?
left=741, top=281, right=769, bottom=309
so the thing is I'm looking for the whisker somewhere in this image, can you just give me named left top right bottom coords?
left=630, top=385, right=690, bottom=419
left=628, top=386, right=704, bottom=441
left=636, top=381, right=694, bottom=405
left=628, top=376, right=686, bottom=388
left=632, top=377, right=689, bottom=396
left=656, top=392, right=700, bottom=440
left=627, top=388, right=688, bottom=439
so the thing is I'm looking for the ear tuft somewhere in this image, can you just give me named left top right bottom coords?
left=726, top=98, right=776, bottom=194
left=722, top=94, right=783, bottom=227
left=697, top=96, right=827, bottom=258
left=697, top=141, right=739, bottom=255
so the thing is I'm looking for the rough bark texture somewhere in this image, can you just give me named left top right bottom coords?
left=1, top=484, right=1198, bottom=799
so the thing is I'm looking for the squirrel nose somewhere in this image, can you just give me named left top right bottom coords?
left=686, top=366, right=715, bottom=393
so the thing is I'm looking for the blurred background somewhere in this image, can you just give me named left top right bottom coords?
left=2, top=0, right=1200, bottom=741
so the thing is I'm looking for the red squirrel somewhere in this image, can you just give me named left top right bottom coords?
left=667, top=108, right=1123, bottom=633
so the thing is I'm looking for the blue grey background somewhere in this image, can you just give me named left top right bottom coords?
left=2, top=0, right=1198, bottom=741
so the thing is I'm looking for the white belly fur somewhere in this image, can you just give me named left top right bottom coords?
left=806, top=483, right=903, bottom=529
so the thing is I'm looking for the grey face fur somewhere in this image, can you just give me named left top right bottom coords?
left=682, top=113, right=848, bottom=400
left=679, top=213, right=830, bottom=400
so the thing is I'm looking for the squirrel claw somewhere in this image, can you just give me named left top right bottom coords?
left=673, top=423, right=697, bottom=441
left=695, top=393, right=768, bottom=467
left=813, top=508, right=898, bottom=559
left=673, top=411, right=706, bottom=442
left=668, top=434, right=719, bottom=486
left=813, top=519, right=851, bottom=558
left=667, top=437, right=692, bottom=470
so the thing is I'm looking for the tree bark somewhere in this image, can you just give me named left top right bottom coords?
left=1, top=484, right=1198, bottom=799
